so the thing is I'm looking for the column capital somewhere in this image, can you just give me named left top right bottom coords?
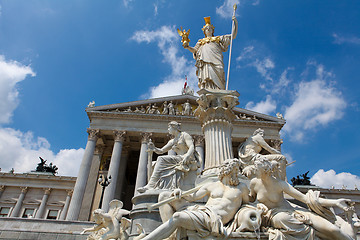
left=113, top=130, right=126, bottom=142
left=140, top=132, right=152, bottom=144
left=192, top=135, right=205, bottom=147
left=0, top=185, right=5, bottom=192
left=20, top=187, right=28, bottom=193
left=94, top=145, right=106, bottom=155
left=87, top=129, right=100, bottom=141
left=43, top=188, right=51, bottom=195
left=66, top=189, right=74, bottom=196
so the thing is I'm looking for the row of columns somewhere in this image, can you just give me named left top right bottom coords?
left=2, top=186, right=73, bottom=219
left=65, top=128, right=205, bottom=220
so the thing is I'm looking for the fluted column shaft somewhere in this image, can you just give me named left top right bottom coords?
left=10, top=187, right=28, bottom=217
left=102, top=131, right=126, bottom=211
left=114, top=147, right=129, bottom=202
left=134, top=132, right=152, bottom=194
left=35, top=188, right=51, bottom=219
left=66, top=129, right=99, bottom=221
left=194, top=89, right=239, bottom=175
left=59, top=189, right=73, bottom=220
left=203, top=119, right=233, bottom=169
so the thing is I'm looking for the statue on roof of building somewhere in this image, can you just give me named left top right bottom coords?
left=35, top=157, right=58, bottom=174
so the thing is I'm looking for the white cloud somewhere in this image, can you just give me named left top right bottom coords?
left=311, top=169, right=360, bottom=189
left=332, top=33, right=360, bottom=45
left=252, top=58, right=274, bottom=81
left=123, top=0, right=134, bottom=8
left=0, top=128, right=84, bottom=176
left=271, top=68, right=292, bottom=94
left=216, top=0, right=241, bottom=18
left=131, top=26, right=197, bottom=98
left=236, top=45, right=254, bottom=62
left=154, top=4, right=158, bottom=16
left=283, top=64, right=346, bottom=140
left=245, top=95, right=276, bottom=115
left=237, top=46, right=274, bottom=81
left=0, top=55, right=35, bottom=125
left=0, top=56, right=84, bottom=176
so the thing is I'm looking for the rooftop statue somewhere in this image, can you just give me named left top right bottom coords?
left=35, top=157, right=58, bottom=174
left=137, top=121, right=201, bottom=193
left=180, top=15, right=238, bottom=90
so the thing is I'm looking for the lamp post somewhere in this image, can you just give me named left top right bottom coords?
left=98, top=174, right=111, bottom=209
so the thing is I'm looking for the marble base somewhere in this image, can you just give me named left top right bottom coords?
left=129, top=191, right=163, bottom=236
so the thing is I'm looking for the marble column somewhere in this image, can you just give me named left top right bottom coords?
left=0, top=185, right=5, bottom=199
left=10, top=187, right=28, bottom=217
left=59, top=189, right=73, bottom=220
left=194, top=89, right=239, bottom=175
left=78, top=144, right=105, bottom=221
left=102, top=130, right=126, bottom=211
left=134, top=132, right=152, bottom=194
left=114, top=147, right=129, bottom=202
left=66, top=128, right=99, bottom=221
left=193, top=135, right=205, bottom=171
left=35, top=188, right=51, bottom=219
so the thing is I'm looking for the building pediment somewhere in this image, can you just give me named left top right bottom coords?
left=86, top=94, right=285, bottom=126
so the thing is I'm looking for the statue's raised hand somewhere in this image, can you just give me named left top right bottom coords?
left=147, top=141, right=155, bottom=152
left=182, top=41, right=189, bottom=48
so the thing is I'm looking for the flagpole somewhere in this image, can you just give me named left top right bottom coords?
left=226, top=4, right=237, bottom=90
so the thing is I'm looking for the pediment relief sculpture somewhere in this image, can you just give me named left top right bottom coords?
left=102, top=100, right=198, bottom=117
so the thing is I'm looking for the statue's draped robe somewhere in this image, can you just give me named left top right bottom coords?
left=182, top=205, right=227, bottom=238
left=264, top=190, right=338, bottom=240
left=194, top=35, right=231, bottom=90
left=147, top=132, right=200, bottom=190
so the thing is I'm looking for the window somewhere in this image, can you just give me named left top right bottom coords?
left=46, top=210, right=59, bottom=220
left=22, top=208, right=35, bottom=218
left=0, top=207, right=10, bottom=217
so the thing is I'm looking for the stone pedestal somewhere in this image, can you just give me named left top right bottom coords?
left=129, top=191, right=162, bottom=237
left=194, top=89, right=239, bottom=175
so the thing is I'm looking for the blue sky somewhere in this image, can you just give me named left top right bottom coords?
left=0, top=0, right=359, bottom=188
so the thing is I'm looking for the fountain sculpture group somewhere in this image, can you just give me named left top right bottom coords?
left=82, top=14, right=360, bottom=240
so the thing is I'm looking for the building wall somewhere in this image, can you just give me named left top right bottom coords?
left=0, top=172, right=75, bottom=220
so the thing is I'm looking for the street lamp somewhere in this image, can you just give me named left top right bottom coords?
left=98, top=174, right=111, bottom=209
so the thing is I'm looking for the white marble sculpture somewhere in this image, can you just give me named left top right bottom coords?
left=137, top=121, right=201, bottom=193
left=243, top=158, right=358, bottom=240
left=238, top=128, right=287, bottom=180
left=182, top=100, right=192, bottom=116
left=81, top=200, right=131, bottom=240
left=88, top=101, right=95, bottom=108
left=137, top=159, right=253, bottom=240
left=182, top=16, right=238, bottom=90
